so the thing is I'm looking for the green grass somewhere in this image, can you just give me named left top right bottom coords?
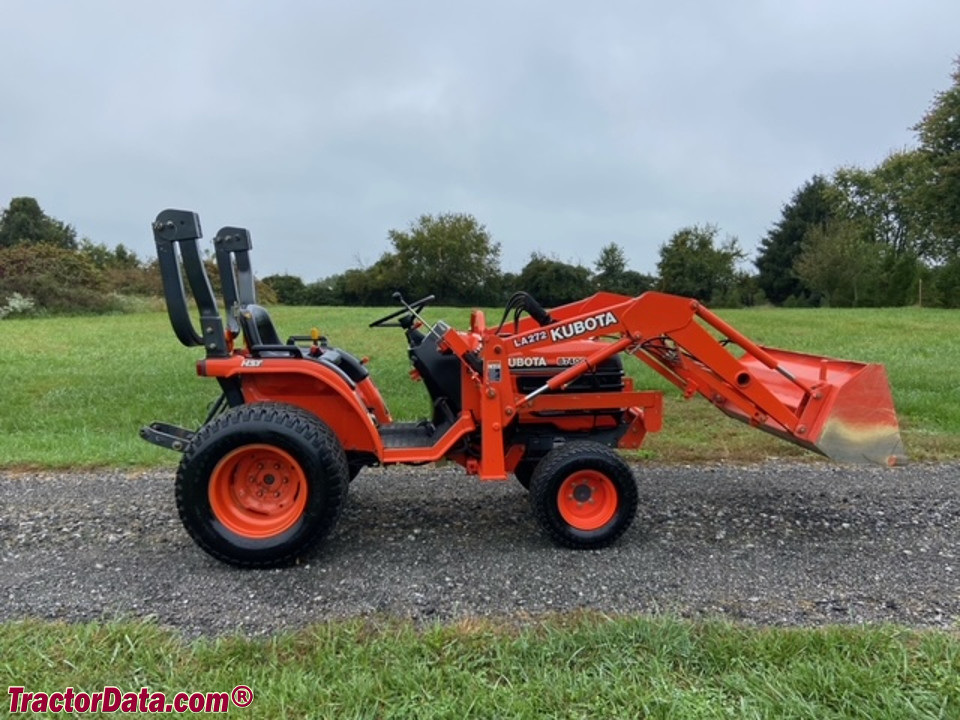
left=1, top=305, right=959, bottom=468
left=2, top=614, right=957, bottom=719
left=4, top=307, right=960, bottom=718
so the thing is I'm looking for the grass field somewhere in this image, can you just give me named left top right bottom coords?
left=3, top=305, right=960, bottom=718
left=4, top=615, right=958, bottom=718
left=1, top=305, right=958, bottom=468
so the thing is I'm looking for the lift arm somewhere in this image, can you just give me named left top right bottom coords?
left=508, top=291, right=905, bottom=466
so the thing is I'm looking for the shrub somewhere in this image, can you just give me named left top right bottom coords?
left=0, top=244, right=120, bottom=314
left=0, top=292, right=36, bottom=318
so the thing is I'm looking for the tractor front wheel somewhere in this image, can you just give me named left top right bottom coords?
left=176, top=403, right=349, bottom=568
left=529, top=442, right=637, bottom=549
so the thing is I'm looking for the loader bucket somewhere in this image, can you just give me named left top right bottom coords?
left=720, top=347, right=906, bottom=466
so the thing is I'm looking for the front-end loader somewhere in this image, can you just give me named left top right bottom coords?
left=143, top=209, right=905, bottom=567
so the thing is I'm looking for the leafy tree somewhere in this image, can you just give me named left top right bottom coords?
left=732, top=271, right=765, bottom=307
left=0, top=197, right=78, bottom=249
left=301, top=276, right=342, bottom=306
left=262, top=274, right=308, bottom=305
left=834, top=153, right=935, bottom=259
left=932, top=256, right=960, bottom=308
left=326, top=256, right=395, bottom=306
left=387, top=213, right=501, bottom=305
left=112, top=244, right=141, bottom=269
left=76, top=239, right=157, bottom=296
left=593, top=242, right=655, bottom=296
left=615, top=270, right=656, bottom=297
left=80, top=239, right=142, bottom=269
left=517, top=253, right=592, bottom=307
left=594, top=243, right=626, bottom=280
left=913, top=57, right=960, bottom=257
left=657, top=224, right=744, bottom=304
left=793, top=220, right=885, bottom=307
left=881, top=250, right=924, bottom=307
left=754, top=176, right=836, bottom=305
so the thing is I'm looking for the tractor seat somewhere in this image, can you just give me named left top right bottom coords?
left=238, top=304, right=283, bottom=348
left=237, top=305, right=370, bottom=383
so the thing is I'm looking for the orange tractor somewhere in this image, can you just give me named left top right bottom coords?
left=143, top=209, right=905, bottom=567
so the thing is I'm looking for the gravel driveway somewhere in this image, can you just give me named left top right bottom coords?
left=2, top=461, right=958, bottom=636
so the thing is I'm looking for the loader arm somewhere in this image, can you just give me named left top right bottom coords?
left=506, top=291, right=905, bottom=466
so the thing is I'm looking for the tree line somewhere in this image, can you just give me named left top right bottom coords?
left=0, top=197, right=159, bottom=316
left=2, top=58, right=958, bottom=317
left=756, top=58, right=960, bottom=307
left=0, top=198, right=749, bottom=316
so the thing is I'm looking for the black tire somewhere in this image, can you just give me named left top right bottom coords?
left=176, top=402, right=349, bottom=568
left=529, top=441, right=637, bottom=549
left=513, top=458, right=539, bottom=490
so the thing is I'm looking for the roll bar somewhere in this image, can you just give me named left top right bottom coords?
left=213, top=226, right=257, bottom=338
left=153, top=209, right=269, bottom=358
left=152, top=209, right=228, bottom=357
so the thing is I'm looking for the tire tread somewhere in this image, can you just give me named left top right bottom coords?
left=529, top=441, right=637, bottom=549
left=176, top=402, right=348, bottom=568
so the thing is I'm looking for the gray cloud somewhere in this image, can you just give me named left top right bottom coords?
left=1, top=1, right=957, bottom=282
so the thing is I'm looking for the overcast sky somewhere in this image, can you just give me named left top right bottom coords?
left=1, top=2, right=957, bottom=282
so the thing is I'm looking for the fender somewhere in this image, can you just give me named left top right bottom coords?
left=198, top=355, right=383, bottom=457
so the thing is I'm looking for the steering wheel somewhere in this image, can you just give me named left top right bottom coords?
left=368, top=293, right=435, bottom=328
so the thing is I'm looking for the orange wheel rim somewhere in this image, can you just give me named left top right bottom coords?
left=557, top=470, right=618, bottom=531
left=209, top=444, right=308, bottom=539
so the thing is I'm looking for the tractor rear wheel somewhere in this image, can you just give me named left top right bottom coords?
left=529, top=442, right=637, bottom=549
left=176, top=402, right=349, bottom=568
